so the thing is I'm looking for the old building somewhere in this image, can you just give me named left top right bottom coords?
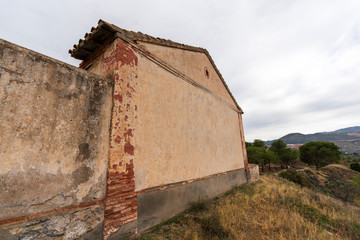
left=0, top=20, right=259, bottom=239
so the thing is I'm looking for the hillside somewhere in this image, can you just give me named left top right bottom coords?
left=265, top=126, right=360, bottom=153
left=333, top=126, right=360, bottom=133
left=137, top=165, right=360, bottom=240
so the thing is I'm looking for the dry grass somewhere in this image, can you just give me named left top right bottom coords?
left=137, top=174, right=360, bottom=240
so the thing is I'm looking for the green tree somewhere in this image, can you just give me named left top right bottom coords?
left=270, top=139, right=286, bottom=152
left=253, top=139, right=266, bottom=148
left=246, top=146, right=266, bottom=172
left=269, top=140, right=298, bottom=168
left=245, top=142, right=253, bottom=148
left=299, top=141, right=341, bottom=169
left=280, top=148, right=298, bottom=168
left=264, top=150, right=276, bottom=171
left=350, top=162, right=360, bottom=172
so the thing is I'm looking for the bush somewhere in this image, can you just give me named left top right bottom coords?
left=350, top=162, right=360, bottom=172
left=188, top=199, right=208, bottom=213
left=279, top=169, right=311, bottom=187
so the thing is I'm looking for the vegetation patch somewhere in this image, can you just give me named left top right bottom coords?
left=350, top=162, right=360, bottom=172
left=136, top=172, right=360, bottom=240
left=278, top=168, right=311, bottom=187
left=278, top=165, right=360, bottom=203
left=188, top=199, right=209, bottom=213
left=200, top=213, right=230, bottom=239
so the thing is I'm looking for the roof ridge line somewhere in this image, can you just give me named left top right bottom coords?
left=69, top=20, right=242, bottom=113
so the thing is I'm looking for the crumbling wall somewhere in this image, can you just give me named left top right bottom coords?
left=0, top=29, right=254, bottom=239
left=84, top=37, right=247, bottom=238
left=0, top=39, right=113, bottom=239
left=84, top=38, right=139, bottom=239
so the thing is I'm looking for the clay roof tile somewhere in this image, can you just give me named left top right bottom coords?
left=69, top=20, right=242, bottom=113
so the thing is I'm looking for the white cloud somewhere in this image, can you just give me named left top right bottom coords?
left=1, top=0, right=360, bottom=142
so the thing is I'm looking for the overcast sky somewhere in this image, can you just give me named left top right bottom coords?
left=1, top=0, right=360, bottom=141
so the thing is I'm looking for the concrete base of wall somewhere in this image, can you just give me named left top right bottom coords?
left=137, top=168, right=248, bottom=233
left=79, top=222, right=104, bottom=240
left=107, top=220, right=138, bottom=240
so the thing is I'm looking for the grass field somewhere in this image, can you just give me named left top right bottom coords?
left=136, top=166, right=360, bottom=240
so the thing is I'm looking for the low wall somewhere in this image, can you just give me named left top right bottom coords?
left=137, top=168, right=248, bottom=232
left=0, top=39, right=113, bottom=239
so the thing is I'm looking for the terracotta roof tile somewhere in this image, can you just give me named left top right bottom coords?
left=69, top=20, right=242, bottom=113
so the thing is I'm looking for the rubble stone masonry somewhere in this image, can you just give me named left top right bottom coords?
left=0, top=38, right=112, bottom=239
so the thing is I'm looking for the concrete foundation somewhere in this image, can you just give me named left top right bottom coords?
left=137, top=168, right=248, bottom=232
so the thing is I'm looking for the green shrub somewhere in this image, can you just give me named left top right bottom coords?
left=188, top=199, right=208, bottom=213
left=350, top=162, right=360, bottom=172
left=279, top=169, right=311, bottom=187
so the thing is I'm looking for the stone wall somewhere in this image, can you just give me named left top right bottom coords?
left=0, top=39, right=113, bottom=239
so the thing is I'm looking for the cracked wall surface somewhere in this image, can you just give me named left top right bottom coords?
left=0, top=38, right=113, bottom=238
left=0, top=32, right=253, bottom=239
left=82, top=37, right=248, bottom=238
left=85, top=38, right=139, bottom=239
left=2, top=205, right=103, bottom=240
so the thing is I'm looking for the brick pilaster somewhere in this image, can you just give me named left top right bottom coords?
left=100, top=38, right=139, bottom=239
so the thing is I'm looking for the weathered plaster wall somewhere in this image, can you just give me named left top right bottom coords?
left=0, top=39, right=113, bottom=238
left=134, top=44, right=244, bottom=191
left=87, top=38, right=245, bottom=192
left=0, top=31, right=252, bottom=239
left=83, top=37, right=247, bottom=238
left=138, top=41, right=237, bottom=108
left=85, top=40, right=245, bottom=194
left=85, top=39, right=139, bottom=238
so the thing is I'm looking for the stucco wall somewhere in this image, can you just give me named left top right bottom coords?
left=84, top=38, right=246, bottom=237
left=134, top=51, right=244, bottom=191
left=86, top=38, right=245, bottom=192
left=0, top=39, right=113, bottom=238
left=139, top=41, right=237, bottom=109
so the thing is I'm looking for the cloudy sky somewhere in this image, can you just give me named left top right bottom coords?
left=1, top=0, right=360, bottom=141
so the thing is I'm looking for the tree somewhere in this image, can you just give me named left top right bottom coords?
left=270, top=139, right=286, bottom=154
left=299, top=141, right=341, bottom=169
left=246, top=146, right=266, bottom=171
left=280, top=148, right=298, bottom=168
left=263, top=150, right=276, bottom=171
left=245, top=142, right=253, bottom=148
left=253, top=139, right=266, bottom=148
left=350, top=162, right=360, bottom=172
left=270, top=139, right=297, bottom=168
left=247, top=139, right=281, bottom=172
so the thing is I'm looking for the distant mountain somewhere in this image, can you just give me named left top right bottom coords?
left=265, top=126, right=360, bottom=153
left=333, top=126, right=360, bottom=133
